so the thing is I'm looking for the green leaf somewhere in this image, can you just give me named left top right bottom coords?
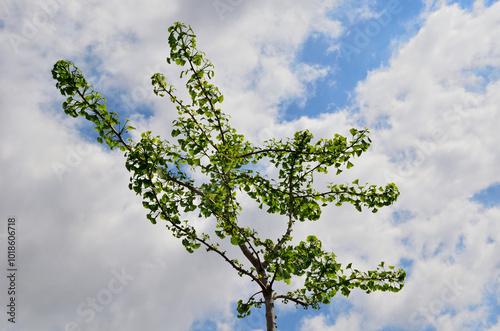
left=306, top=235, right=317, bottom=243
left=230, top=236, right=239, bottom=246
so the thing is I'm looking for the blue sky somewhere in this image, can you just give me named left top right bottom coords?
left=2, top=0, right=500, bottom=330
left=472, top=183, right=500, bottom=208
left=285, top=0, right=425, bottom=121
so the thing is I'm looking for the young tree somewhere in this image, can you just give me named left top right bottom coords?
left=51, top=22, right=405, bottom=330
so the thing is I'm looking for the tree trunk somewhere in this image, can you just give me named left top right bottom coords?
left=264, top=289, right=276, bottom=331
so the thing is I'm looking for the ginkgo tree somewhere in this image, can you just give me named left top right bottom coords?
left=51, top=22, right=405, bottom=331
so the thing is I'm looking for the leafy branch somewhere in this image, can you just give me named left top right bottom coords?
left=52, top=21, right=405, bottom=331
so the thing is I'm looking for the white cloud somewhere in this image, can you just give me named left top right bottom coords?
left=300, top=313, right=363, bottom=331
left=315, top=1, right=500, bottom=330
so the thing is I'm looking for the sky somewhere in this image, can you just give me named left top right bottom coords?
left=1, top=0, right=500, bottom=330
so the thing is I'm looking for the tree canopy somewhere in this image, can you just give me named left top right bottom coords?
left=52, top=22, right=405, bottom=330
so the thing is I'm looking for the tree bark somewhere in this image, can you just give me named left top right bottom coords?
left=264, top=289, right=276, bottom=331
